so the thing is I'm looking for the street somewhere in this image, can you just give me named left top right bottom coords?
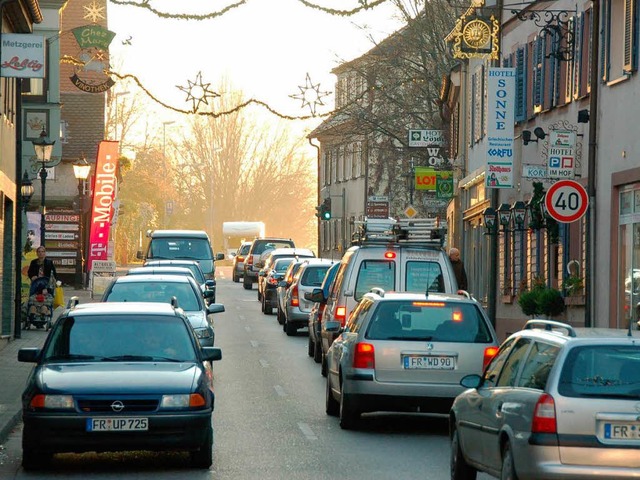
left=0, top=267, right=492, bottom=479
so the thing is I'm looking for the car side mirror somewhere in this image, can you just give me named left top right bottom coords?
left=230, top=252, right=236, bottom=257
left=205, top=280, right=216, bottom=288
left=201, top=347, right=222, bottom=362
left=460, top=374, right=482, bottom=389
left=207, top=303, right=225, bottom=314
left=136, top=251, right=144, bottom=260
left=325, top=320, right=342, bottom=333
left=305, top=288, right=324, bottom=303
left=18, top=347, right=41, bottom=363
left=215, top=253, right=225, bottom=261
left=203, top=290, right=215, bottom=299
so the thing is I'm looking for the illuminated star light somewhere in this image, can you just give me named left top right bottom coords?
left=83, top=1, right=106, bottom=22
left=289, top=73, right=331, bottom=117
left=177, top=72, right=219, bottom=113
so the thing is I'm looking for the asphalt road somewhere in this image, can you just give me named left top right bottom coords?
left=0, top=266, right=493, bottom=479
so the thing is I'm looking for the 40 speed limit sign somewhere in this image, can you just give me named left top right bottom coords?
left=544, top=180, right=589, bottom=223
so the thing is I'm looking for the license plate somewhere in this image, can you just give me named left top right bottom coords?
left=403, top=355, right=455, bottom=370
left=87, top=417, right=149, bottom=432
left=604, top=423, right=640, bottom=440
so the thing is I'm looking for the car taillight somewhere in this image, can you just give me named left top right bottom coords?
left=483, top=346, right=499, bottom=369
left=353, top=342, right=375, bottom=369
left=291, top=285, right=299, bottom=306
left=531, top=393, right=557, bottom=434
left=247, top=256, right=253, bottom=266
left=268, top=277, right=278, bottom=285
left=335, top=306, right=347, bottom=326
left=237, top=255, right=244, bottom=262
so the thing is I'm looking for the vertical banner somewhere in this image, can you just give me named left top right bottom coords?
left=486, top=67, right=516, bottom=189
left=87, top=141, right=119, bottom=272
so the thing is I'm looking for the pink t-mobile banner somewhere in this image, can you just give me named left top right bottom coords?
left=87, top=140, right=119, bottom=271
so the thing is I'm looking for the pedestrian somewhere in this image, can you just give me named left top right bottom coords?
left=449, top=247, right=468, bottom=291
left=27, top=246, right=58, bottom=295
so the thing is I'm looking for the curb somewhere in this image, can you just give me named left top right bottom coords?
left=0, top=408, right=21, bottom=445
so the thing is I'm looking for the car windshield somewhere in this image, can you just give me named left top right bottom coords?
left=150, top=238, right=212, bottom=261
left=42, top=315, right=197, bottom=363
left=365, top=300, right=493, bottom=343
left=558, top=345, right=640, bottom=398
left=104, top=281, right=201, bottom=311
left=302, top=266, right=330, bottom=287
left=274, top=259, right=294, bottom=273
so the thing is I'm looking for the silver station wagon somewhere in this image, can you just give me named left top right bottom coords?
left=450, top=319, right=640, bottom=480
left=325, top=290, right=499, bottom=429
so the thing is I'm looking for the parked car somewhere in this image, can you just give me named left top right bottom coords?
left=260, top=257, right=296, bottom=315
left=137, top=229, right=224, bottom=280
left=242, top=237, right=295, bottom=290
left=281, top=259, right=334, bottom=336
left=320, top=217, right=456, bottom=376
left=231, top=241, right=252, bottom=283
left=18, top=301, right=222, bottom=470
left=276, top=259, right=310, bottom=325
left=450, top=319, right=640, bottom=480
left=307, top=262, right=340, bottom=363
left=325, top=289, right=498, bottom=430
left=257, top=247, right=315, bottom=302
left=101, top=274, right=222, bottom=346
left=143, top=259, right=216, bottom=302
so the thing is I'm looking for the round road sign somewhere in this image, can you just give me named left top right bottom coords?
left=544, top=180, right=588, bottom=223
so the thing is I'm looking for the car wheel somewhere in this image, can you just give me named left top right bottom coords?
left=243, top=278, right=252, bottom=290
left=232, top=271, right=239, bottom=283
left=451, top=429, right=477, bottom=480
left=277, top=306, right=285, bottom=325
left=500, top=442, right=518, bottom=480
left=307, top=336, right=315, bottom=357
left=285, top=318, right=296, bottom=336
left=339, top=389, right=360, bottom=430
left=321, top=351, right=327, bottom=377
left=190, top=423, right=213, bottom=469
left=261, top=295, right=266, bottom=314
left=257, top=288, right=262, bottom=302
left=264, top=299, right=273, bottom=315
left=313, top=339, right=322, bottom=364
left=325, top=377, right=339, bottom=416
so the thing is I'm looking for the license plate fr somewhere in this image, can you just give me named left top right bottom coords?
left=87, top=417, right=149, bottom=432
left=403, top=355, right=455, bottom=370
left=604, top=422, right=640, bottom=440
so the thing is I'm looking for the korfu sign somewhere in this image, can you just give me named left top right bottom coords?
left=544, top=180, right=588, bottom=223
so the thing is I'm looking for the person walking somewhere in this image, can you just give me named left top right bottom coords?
left=27, top=246, right=58, bottom=295
left=449, top=247, right=468, bottom=291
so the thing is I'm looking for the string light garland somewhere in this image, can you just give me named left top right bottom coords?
left=289, top=73, right=331, bottom=116
left=107, top=0, right=389, bottom=19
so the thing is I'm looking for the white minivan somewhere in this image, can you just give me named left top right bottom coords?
left=319, top=218, right=459, bottom=375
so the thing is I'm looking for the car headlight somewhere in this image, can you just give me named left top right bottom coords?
left=160, top=393, right=206, bottom=409
left=30, top=394, right=74, bottom=410
left=194, top=327, right=213, bottom=339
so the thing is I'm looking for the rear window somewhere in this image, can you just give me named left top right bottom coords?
left=252, top=241, right=294, bottom=255
left=150, top=238, right=212, bottom=260
left=239, top=244, right=251, bottom=255
left=301, top=266, right=330, bottom=287
left=274, top=259, right=294, bottom=272
left=355, top=260, right=395, bottom=300
left=104, top=281, right=201, bottom=311
left=406, top=261, right=445, bottom=293
left=558, top=345, right=640, bottom=398
left=365, top=300, right=493, bottom=343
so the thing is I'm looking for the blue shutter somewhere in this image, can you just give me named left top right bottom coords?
left=573, top=13, right=583, bottom=98
left=601, top=0, right=610, bottom=81
left=515, top=47, right=527, bottom=122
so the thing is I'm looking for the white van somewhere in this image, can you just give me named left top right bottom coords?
left=137, top=230, right=224, bottom=280
left=319, top=218, right=458, bottom=375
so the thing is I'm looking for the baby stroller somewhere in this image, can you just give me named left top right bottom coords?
left=25, top=277, right=54, bottom=330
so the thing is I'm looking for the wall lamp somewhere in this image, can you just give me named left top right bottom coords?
left=578, top=109, right=590, bottom=123
left=483, top=201, right=528, bottom=235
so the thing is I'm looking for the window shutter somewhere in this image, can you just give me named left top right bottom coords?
left=546, top=35, right=557, bottom=109
left=566, top=17, right=575, bottom=101
left=471, top=73, right=476, bottom=143
left=586, top=9, right=593, bottom=92
left=624, top=0, right=637, bottom=72
left=515, top=47, right=527, bottom=122
left=601, top=0, right=610, bottom=81
left=573, top=13, right=583, bottom=98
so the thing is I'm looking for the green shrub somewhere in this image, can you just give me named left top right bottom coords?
left=538, top=288, right=565, bottom=317
left=518, top=290, right=541, bottom=317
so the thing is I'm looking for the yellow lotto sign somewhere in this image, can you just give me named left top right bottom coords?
left=414, top=167, right=437, bottom=191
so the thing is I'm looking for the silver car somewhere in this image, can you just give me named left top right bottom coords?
left=325, top=290, right=498, bottom=430
left=450, top=320, right=640, bottom=480
left=231, top=242, right=252, bottom=283
left=281, top=259, right=334, bottom=336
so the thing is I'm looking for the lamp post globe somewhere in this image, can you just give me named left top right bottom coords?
left=32, top=129, right=55, bottom=247
left=73, top=159, right=91, bottom=288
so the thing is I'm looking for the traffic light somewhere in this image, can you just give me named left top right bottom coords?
left=321, top=197, right=332, bottom=220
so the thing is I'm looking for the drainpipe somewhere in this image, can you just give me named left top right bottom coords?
left=308, top=138, right=321, bottom=256
left=584, top=0, right=599, bottom=328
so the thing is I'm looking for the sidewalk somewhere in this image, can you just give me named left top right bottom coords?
left=0, top=286, right=93, bottom=444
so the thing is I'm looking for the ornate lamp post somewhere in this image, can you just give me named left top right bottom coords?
left=32, top=128, right=56, bottom=247
left=20, top=170, right=34, bottom=251
left=73, top=159, right=91, bottom=288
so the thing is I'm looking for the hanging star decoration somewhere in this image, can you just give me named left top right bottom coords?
left=83, top=1, right=106, bottom=22
left=289, top=73, right=331, bottom=117
left=176, top=72, right=219, bottom=113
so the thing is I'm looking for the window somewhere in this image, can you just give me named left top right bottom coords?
left=346, top=298, right=373, bottom=333
left=337, top=146, right=344, bottom=182
left=497, top=339, right=532, bottom=387
left=354, top=260, right=395, bottom=301
left=518, top=342, right=560, bottom=389
left=482, top=338, right=516, bottom=388
left=603, top=0, right=637, bottom=81
left=405, top=261, right=443, bottom=293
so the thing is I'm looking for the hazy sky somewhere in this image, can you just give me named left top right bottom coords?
left=106, top=0, right=403, bottom=122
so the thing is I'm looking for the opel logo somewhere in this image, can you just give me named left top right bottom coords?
left=111, top=401, right=125, bottom=412
left=426, top=343, right=434, bottom=351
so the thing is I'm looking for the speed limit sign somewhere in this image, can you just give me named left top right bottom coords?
left=544, top=180, right=589, bottom=223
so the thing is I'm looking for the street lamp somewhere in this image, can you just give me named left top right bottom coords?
left=73, top=158, right=91, bottom=288
left=20, top=170, right=34, bottom=252
left=32, top=128, right=56, bottom=247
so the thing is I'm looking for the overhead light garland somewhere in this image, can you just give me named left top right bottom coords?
left=289, top=73, right=331, bottom=117
left=107, top=0, right=387, bottom=19
left=177, top=72, right=219, bottom=113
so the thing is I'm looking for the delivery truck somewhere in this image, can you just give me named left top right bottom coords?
left=222, top=221, right=266, bottom=259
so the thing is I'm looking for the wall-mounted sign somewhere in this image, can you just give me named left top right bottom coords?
left=485, top=68, right=516, bottom=189
left=548, top=130, right=575, bottom=178
left=523, top=164, right=547, bottom=178
left=0, top=34, right=45, bottom=78
left=449, top=14, right=500, bottom=60
left=408, top=129, right=444, bottom=147
left=70, top=25, right=115, bottom=93
left=366, top=196, right=390, bottom=219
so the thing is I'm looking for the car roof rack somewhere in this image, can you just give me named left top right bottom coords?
left=351, top=217, right=446, bottom=247
left=369, top=287, right=385, bottom=297
left=66, top=296, right=80, bottom=309
left=523, top=319, right=576, bottom=337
